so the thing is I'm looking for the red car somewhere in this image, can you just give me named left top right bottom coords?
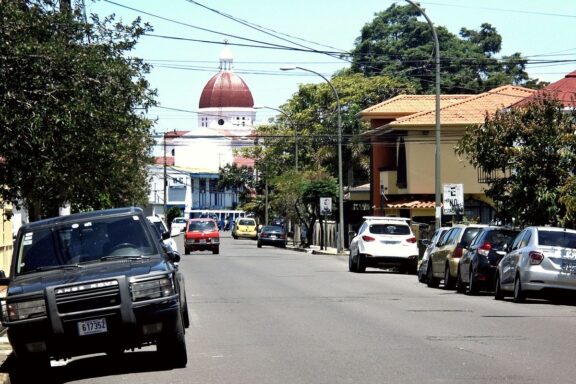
left=184, top=218, right=220, bottom=254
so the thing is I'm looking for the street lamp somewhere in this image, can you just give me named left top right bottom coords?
left=280, top=66, right=345, bottom=253
left=254, top=105, right=298, bottom=171
left=405, top=0, right=442, bottom=229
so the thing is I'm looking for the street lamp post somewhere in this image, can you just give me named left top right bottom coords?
left=405, top=0, right=442, bottom=229
left=280, top=66, right=345, bottom=253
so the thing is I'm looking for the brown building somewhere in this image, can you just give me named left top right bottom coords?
left=359, top=85, right=536, bottom=226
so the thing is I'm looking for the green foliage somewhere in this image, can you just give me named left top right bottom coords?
left=0, top=0, right=157, bottom=220
left=455, top=97, right=576, bottom=226
left=218, top=163, right=255, bottom=206
left=166, top=206, right=183, bottom=229
left=349, top=4, right=537, bottom=94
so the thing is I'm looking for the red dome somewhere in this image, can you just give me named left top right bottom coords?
left=199, top=71, right=254, bottom=108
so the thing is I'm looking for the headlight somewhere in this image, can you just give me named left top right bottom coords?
left=3, top=298, right=46, bottom=322
left=131, top=277, right=175, bottom=302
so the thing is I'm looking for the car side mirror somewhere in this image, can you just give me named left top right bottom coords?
left=162, top=231, right=171, bottom=241
left=420, top=239, right=430, bottom=247
left=168, top=250, right=181, bottom=264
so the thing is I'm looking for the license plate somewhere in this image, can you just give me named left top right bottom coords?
left=78, top=318, right=107, bottom=336
left=199, top=239, right=206, bottom=244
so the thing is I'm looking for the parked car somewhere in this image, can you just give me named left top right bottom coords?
left=0, top=207, right=188, bottom=371
left=418, top=227, right=450, bottom=283
left=232, top=217, right=258, bottom=240
left=171, top=217, right=188, bottom=236
left=147, top=215, right=178, bottom=251
left=184, top=218, right=220, bottom=254
left=257, top=225, right=287, bottom=248
left=494, top=226, right=576, bottom=302
left=427, top=223, right=487, bottom=289
left=349, top=216, right=419, bottom=274
left=456, top=226, right=519, bottom=294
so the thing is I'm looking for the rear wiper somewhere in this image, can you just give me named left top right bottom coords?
left=100, top=255, right=151, bottom=261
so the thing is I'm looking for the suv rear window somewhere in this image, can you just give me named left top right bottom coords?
left=369, top=224, right=411, bottom=235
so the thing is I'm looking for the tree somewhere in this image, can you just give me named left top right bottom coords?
left=455, top=96, right=576, bottom=226
left=349, top=4, right=537, bottom=94
left=0, top=0, right=157, bottom=220
left=218, top=163, right=255, bottom=207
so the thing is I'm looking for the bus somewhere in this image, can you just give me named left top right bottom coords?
left=187, top=209, right=247, bottom=230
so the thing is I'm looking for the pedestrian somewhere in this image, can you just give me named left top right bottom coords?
left=300, top=224, right=308, bottom=247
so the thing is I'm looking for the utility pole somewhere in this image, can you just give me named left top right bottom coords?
left=163, top=132, right=167, bottom=219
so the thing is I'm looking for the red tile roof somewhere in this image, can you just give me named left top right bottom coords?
left=514, top=70, right=576, bottom=107
left=388, top=85, right=535, bottom=128
left=386, top=200, right=436, bottom=209
left=154, top=156, right=175, bottom=166
left=360, top=94, right=471, bottom=119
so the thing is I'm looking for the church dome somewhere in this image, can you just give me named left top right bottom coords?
left=199, top=71, right=254, bottom=108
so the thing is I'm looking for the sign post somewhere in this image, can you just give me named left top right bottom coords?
left=442, top=184, right=464, bottom=218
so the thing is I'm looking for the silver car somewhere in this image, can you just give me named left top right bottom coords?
left=495, top=226, right=576, bottom=302
left=418, top=227, right=450, bottom=283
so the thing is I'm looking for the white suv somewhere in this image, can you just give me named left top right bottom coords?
left=349, top=216, right=419, bottom=273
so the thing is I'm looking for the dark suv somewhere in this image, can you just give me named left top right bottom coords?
left=0, top=207, right=189, bottom=370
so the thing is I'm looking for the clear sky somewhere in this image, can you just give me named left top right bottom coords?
left=86, top=0, right=576, bottom=134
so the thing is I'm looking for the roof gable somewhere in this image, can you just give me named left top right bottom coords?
left=359, top=94, right=471, bottom=119
left=389, top=85, right=536, bottom=127
left=514, top=70, right=576, bottom=107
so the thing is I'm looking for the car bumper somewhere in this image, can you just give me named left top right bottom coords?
left=259, top=238, right=287, bottom=247
left=520, top=268, right=576, bottom=292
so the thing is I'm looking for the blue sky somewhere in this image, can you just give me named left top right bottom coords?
left=87, top=0, right=576, bottom=133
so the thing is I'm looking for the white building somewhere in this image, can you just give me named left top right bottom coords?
left=149, top=45, right=256, bottom=218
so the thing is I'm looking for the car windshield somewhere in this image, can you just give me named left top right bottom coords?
left=538, top=230, right=576, bottom=249
left=16, top=215, right=157, bottom=275
left=369, top=224, right=410, bottom=235
left=189, top=221, right=216, bottom=231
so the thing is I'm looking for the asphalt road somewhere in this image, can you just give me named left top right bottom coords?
left=4, top=232, right=576, bottom=383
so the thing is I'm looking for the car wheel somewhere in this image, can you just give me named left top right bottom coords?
left=427, top=263, right=440, bottom=288
left=513, top=274, right=525, bottom=303
left=349, top=251, right=358, bottom=272
left=444, top=264, right=455, bottom=290
left=466, top=268, right=478, bottom=295
left=157, top=312, right=187, bottom=368
left=257, top=241, right=262, bottom=248
left=494, top=273, right=504, bottom=300
left=456, top=269, right=465, bottom=293
left=356, top=253, right=366, bottom=273
left=184, top=248, right=190, bottom=255
left=213, top=247, right=219, bottom=255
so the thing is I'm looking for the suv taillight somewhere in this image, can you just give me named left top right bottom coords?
left=478, top=242, right=492, bottom=256
left=405, top=236, right=417, bottom=244
left=529, top=251, right=544, bottom=265
left=362, top=235, right=376, bottom=242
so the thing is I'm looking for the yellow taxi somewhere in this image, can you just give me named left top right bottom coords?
left=232, top=217, right=258, bottom=240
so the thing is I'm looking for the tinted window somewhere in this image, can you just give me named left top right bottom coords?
left=188, top=220, right=217, bottom=231
left=485, top=229, right=519, bottom=250
left=537, top=230, right=576, bottom=249
left=238, top=219, right=256, bottom=226
left=369, top=224, right=411, bottom=235
left=461, top=227, right=483, bottom=247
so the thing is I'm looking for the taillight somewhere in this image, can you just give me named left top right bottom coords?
left=362, top=235, right=376, bottom=242
left=405, top=237, right=417, bottom=244
left=529, top=251, right=544, bottom=265
left=478, top=242, right=492, bottom=256
left=452, top=245, right=463, bottom=258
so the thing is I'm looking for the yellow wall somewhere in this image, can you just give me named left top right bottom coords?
left=0, top=203, right=13, bottom=274
left=405, top=130, right=485, bottom=195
